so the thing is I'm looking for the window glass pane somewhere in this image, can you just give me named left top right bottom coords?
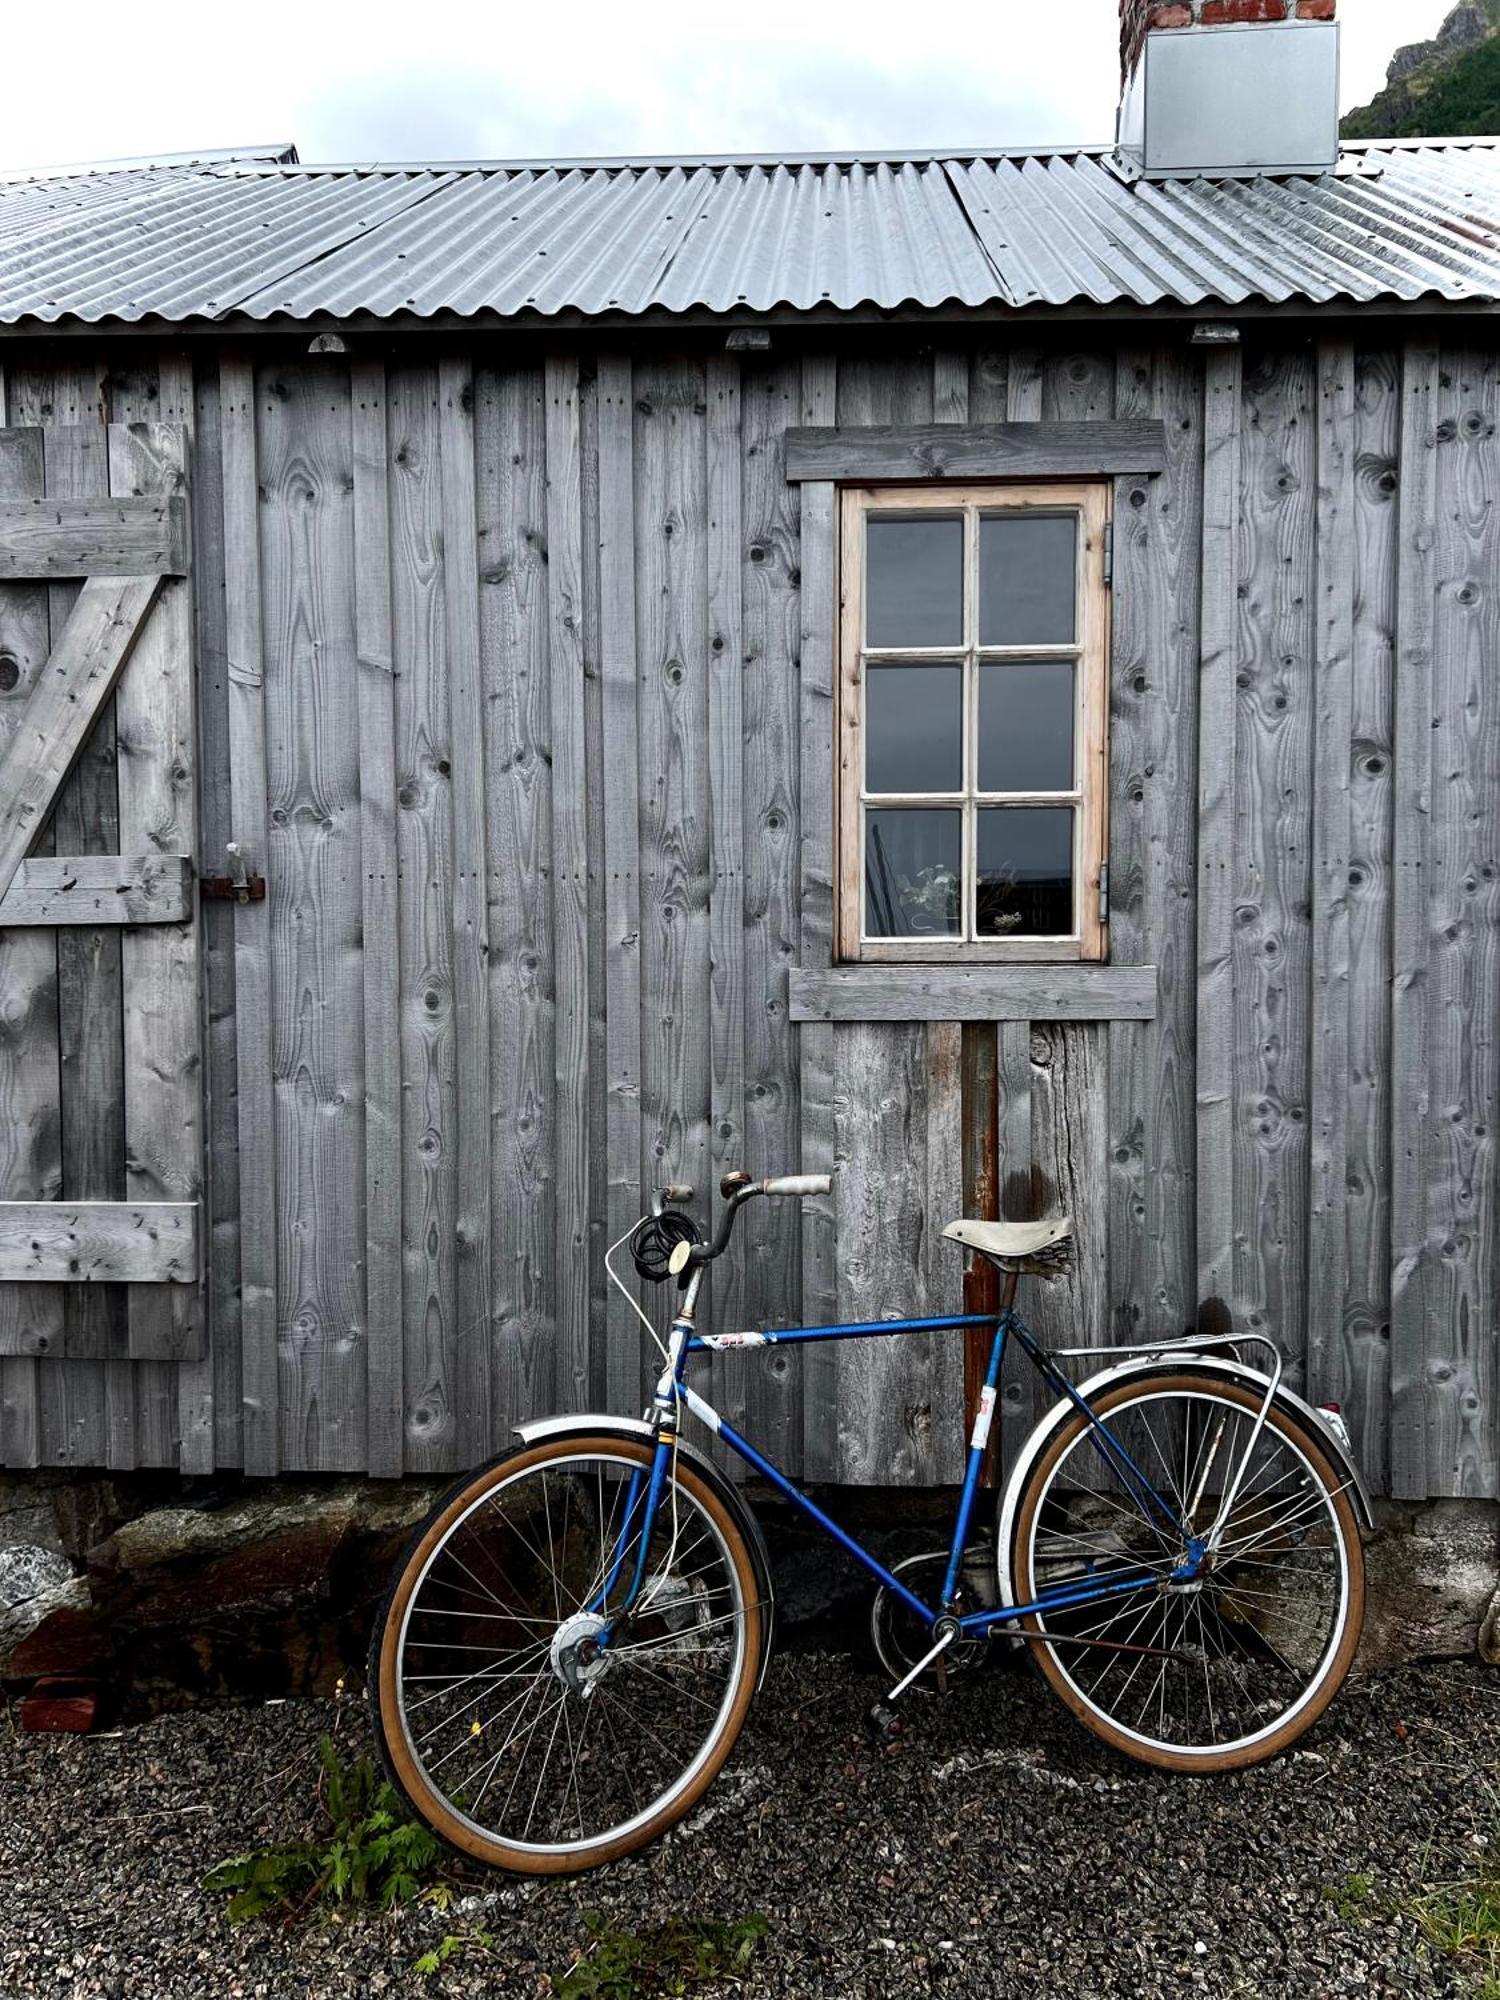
left=976, top=807, right=1074, bottom=938
left=978, top=661, right=1075, bottom=794
left=866, top=662, right=962, bottom=794
left=865, top=809, right=961, bottom=938
left=979, top=515, right=1077, bottom=646
left=866, top=516, right=963, bottom=648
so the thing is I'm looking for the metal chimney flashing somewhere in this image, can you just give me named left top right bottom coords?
left=1116, top=19, right=1340, bottom=180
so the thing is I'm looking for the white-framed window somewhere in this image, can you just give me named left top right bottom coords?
left=836, top=482, right=1111, bottom=964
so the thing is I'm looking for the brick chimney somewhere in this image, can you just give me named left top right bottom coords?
left=1117, top=0, right=1340, bottom=178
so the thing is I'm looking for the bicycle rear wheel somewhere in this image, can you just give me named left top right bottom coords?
left=1009, top=1373, right=1364, bottom=1772
left=370, top=1434, right=763, bottom=1873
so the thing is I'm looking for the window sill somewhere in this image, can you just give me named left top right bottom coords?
left=788, top=964, right=1157, bottom=1023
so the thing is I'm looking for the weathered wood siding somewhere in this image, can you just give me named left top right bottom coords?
left=0, top=333, right=1495, bottom=1500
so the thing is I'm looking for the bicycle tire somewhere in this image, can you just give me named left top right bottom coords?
left=1009, top=1372, right=1364, bottom=1772
left=369, top=1433, right=764, bottom=1874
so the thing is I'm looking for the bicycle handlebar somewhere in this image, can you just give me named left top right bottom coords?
left=659, top=1169, right=834, bottom=1273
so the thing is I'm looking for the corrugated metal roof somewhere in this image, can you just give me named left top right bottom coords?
left=3, top=138, right=1500, bottom=324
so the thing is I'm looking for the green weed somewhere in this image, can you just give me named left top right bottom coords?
left=203, top=1735, right=448, bottom=1925
left=554, top=1912, right=770, bottom=1998
left=413, top=1925, right=495, bottom=1978
left=1321, top=1871, right=1375, bottom=1921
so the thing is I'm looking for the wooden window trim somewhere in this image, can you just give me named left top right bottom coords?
left=784, top=420, right=1167, bottom=483
left=836, top=481, right=1111, bottom=965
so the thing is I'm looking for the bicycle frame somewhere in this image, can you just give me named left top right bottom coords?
left=594, top=1261, right=1220, bottom=1647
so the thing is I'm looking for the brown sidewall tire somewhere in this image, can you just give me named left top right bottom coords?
left=371, top=1435, right=764, bottom=1875
left=1010, top=1373, right=1365, bottom=1774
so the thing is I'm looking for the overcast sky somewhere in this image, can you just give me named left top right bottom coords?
left=0, top=0, right=1459, bottom=172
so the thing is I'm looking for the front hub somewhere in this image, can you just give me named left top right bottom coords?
left=550, top=1610, right=610, bottom=1695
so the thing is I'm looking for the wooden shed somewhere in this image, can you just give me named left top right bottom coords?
left=0, top=5, right=1496, bottom=1507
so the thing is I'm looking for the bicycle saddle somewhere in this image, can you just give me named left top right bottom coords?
left=942, top=1217, right=1073, bottom=1263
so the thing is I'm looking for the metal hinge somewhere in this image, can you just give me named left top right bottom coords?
left=1102, top=522, right=1114, bottom=587
left=1098, top=862, right=1110, bottom=928
left=199, top=841, right=266, bottom=906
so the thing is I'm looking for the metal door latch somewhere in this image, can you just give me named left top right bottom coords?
left=199, top=841, right=266, bottom=905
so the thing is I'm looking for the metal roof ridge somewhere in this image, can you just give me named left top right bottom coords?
left=210, top=142, right=1122, bottom=175
left=0, top=142, right=298, bottom=183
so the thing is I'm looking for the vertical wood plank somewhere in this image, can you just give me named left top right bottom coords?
left=1107, top=352, right=1203, bottom=1360
left=969, top=347, right=1010, bottom=424
left=439, top=358, right=493, bottom=1468
left=97, top=386, right=163, bottom=1472
left=797, top=355, right=838, bottom=1480
left=933, top=349, right=969, bottom=425
left=193, top=362, right=245, bottom=1471
left=738, top=357, right=805, bottom=1466
left=594, top=357, right=640, bottom=1418
left=1107, top=351, right=1153, bottom=1362
left=1343, top=351, right=1400, bottom=1486
left=1006, top=350, right=1044, bottom=424
left=390, top=364, right=457, bottom=1471
left=1421, top=345, right=1499, bottom=1496
left=351, top=359, right=403, bottom=1477
left=706, top=356, right=747, bottom=1448
left=1389, top=342, right=1439, bottom=1500
left=0, top=428, right=48, bottom=1464
left=1196, top=346, right=1242, bottom=1335
left=476, top=366, right=555, bottom=1432
left=633, top=356, right=713, bottom=1400
left=1027, top=1019, right=1110, bottom=1367
left=160, top=362, right=215, bottom=1474
left=107, top=424, right=201, bottom=1474
left=1308, top=342, right=1356, bottom=1410
left=579, top=366, right=610, bottom=1419
left=1232, top=352, right=1316, bottom=1385
left=256, top=367, right=364, bottom=1472
left=545, top=355, right=591, bottom=1413
left=221, top=355, right=278, bottom=1475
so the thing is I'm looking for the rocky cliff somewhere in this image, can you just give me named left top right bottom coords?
left=1342, top=0, right=1500, bottom=137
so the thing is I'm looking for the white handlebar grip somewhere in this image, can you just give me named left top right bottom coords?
left=761, top=1173, right=833, bottom=1198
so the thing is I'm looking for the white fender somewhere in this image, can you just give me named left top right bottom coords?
left=993, top=1353, right=1376, bottom=1621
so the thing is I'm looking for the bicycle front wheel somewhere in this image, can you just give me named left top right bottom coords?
left=370, top=1434, right=763, bottom=1874
left=1009, top=1373, right=1364, bottom=1772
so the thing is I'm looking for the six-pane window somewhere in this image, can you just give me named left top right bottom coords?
left=837, top=483, right=1110, bottom=963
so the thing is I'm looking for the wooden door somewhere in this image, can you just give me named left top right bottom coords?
left=0, top=422, right=203, bottom=1365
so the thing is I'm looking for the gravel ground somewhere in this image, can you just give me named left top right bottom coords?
left=1, top=1648, right=1495, bottom=2000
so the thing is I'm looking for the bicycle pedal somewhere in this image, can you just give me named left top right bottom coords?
left=864, top=1701, right=909, bottom=1745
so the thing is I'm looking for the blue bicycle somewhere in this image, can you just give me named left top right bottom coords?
left=371, top=1171, right=1370, bottom=1874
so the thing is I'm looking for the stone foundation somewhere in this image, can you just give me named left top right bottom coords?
left=1, top=1471, right=1495, bottom=1714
